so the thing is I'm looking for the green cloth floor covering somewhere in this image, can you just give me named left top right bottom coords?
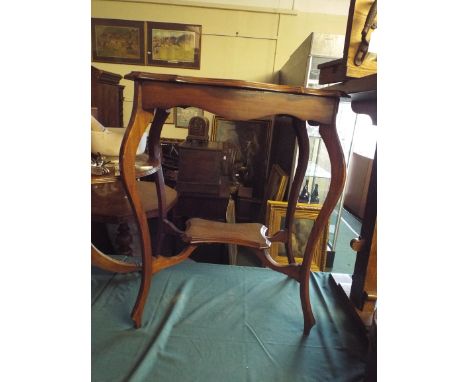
left=92, top=261, right=367, bottom=382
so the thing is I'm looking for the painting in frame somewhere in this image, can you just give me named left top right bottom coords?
left=264, top=164, right=289, bottom=202
left=212, top=117, right=272, bottom=198
left=147, top=22, right=202, bottom=69
left=266, top=201, right=328, bottom=271
left=91, top=18, right=145, bottom=65
left=175, top=107, right=203, bottom=128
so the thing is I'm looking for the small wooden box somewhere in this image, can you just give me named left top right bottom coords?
left=177, top=141, right=224, bottom=195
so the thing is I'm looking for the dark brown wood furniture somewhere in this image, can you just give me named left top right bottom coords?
left=175, top=184, right=231, bottom=222
left=91, top=72, right=346, bottom=336
left=326, top=74, right=376, bottom=382
left=91, top=155, right=165, bottom=269
left=326, top=74, right=377, bottom=313
left=91, top=66, right=124, bottom=127
left=317, top=0, right=377, bottom=84
left=176, top=141, right=225, bottom=195
left=91, top=181, right=178, bottom=256
left=316, top=3, right=376, bottom=377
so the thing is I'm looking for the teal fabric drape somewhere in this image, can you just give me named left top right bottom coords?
left=92, top=261, right=367, bottom=382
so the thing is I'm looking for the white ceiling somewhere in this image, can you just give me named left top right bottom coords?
left=181, top=0, right=350, bottom=15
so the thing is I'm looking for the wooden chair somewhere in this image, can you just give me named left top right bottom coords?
left=91, top=181, right=177, bottom=257
left=92, top=72, right=346, bottom=335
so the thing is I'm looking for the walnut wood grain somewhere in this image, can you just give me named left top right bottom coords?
left=91, top=66, right=124, bottom=127
left=299, top=121, right=347, bottom=335
left=111, top=72, right=344, bottom=333
left=119, top=81, right=155, bottom=328
left=283, top=118, right=310, bottom=264
left=184, top=218, right=270, bottom=249
left=124, top=71, right=344, bottom=97
left=124, top=72, right=344, bottom=125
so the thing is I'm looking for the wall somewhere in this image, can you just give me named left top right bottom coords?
left=91, top=0, right=347, bottom=138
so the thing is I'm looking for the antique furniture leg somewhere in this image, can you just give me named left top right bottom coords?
left=299, top=121, right=346, bottom=335
left=115, top=72, right=345, bottom=332
left=120, top=92, right=186, bottom=327
left=283, top=117, right=311, bottom=264
left=119, top=82, right=155, bottom=328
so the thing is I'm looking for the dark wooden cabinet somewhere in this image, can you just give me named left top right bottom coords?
left=177, top=141, right=225, bottom=195
left=169, top=140, right=231, bottom=265
left=175, top=141, right=230, bottom=223
left=91, top=66, right=124, bottom=127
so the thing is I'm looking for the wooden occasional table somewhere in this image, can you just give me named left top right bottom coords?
left=92, top=72, right=347, bottom=335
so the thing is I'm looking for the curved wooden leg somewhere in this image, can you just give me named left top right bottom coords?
left=131, top=245, right=197, bottom=327
left=251, top=248, right=314, bottom=334
left=131, top=269, right=151, bottom=328
left=283, top=118, right=310, bottom=264
left=299, top=120, right=346, bottom=335
left=300, top=269, right=315, bottom=335
left=151, top=245, right=197, bottom=273
left=120, top=84, right=155, bottom=328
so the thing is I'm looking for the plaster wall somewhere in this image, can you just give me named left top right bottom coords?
left=91, top=0, right=347, bottom=138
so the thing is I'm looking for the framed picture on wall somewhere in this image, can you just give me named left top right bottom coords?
left=91, top=18, right=145, bottom=64
left=266, top=201, right=328, bottom=271
left=175, top=107, right=203, bottom=128
left=212, top=117, right=272, bottom=198
left=146, top=22, right=202, bottom=69
left=264, top=164, right=289, bottom=202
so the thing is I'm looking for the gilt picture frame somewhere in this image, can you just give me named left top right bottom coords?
left=146, top=22, right=202, bottom=69
left=264, top=164, right=289, bottom=202
left=91, top=18, right=145, bottom=65
left=266, top=201, right=328, bottom=271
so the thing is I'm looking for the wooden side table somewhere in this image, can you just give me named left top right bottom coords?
left=93, top=72, right=347, bottom=334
